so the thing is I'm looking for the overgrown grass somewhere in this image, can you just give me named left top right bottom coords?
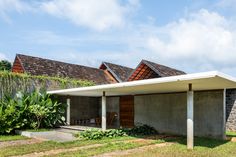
left=0, top=135, right=28, bottom=141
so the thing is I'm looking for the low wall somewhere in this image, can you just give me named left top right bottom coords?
left=134, top=90, right=224, bottom=139
left=226, top=89, right=236, bottom=131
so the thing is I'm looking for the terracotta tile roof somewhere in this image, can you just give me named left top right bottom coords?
left=100, top=62, right=134, bottom=82
left=142, top=60, right=186, bottom=77
left=127, top=60, right=186, bottom=81
left=16, top=54, right=114, bottom=85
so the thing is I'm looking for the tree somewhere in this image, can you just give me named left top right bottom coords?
left=0, top=60, right=12, bottom=71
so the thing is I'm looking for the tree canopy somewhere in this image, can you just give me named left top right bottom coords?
left=0, top=60, right=12, bottom=71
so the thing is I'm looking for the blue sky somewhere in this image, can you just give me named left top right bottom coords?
left=1, top=0, right=236, bottom=76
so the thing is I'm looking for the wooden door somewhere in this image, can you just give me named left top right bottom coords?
left=120, top=95, right=134, bottom=128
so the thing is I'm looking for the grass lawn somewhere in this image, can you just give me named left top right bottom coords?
left=226, top=131, right=236, bottom=137
left=24, top=128, right=52, bottom=132
left=124, top=135, right=236, bottom=157
left=0, top=135, right=28, bottom=142
left=1, top=133, right=236, bottom=157
left=0, top=136, right=137, bottom=157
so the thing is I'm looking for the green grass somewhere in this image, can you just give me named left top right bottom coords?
left=0, top=136, right=135, bottom=157
left=124, top=137, right=236, bottom=157
left=55, top=141, right=146, bottom=157
left=0, top=135, right=28, bottom=142
left=24, top=128, right=52, bottom=132
left=226, top=131, right=236, bottom=137
left=1, top=135, right=236, bottom=157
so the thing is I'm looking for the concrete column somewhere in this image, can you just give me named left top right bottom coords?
left=102, top=91, right=107, bottom=131
left=66, top=98, right=71, bottom=125
left=187, top=84, right=194, bottom=149
left=222, top=88, right=226, bottom=139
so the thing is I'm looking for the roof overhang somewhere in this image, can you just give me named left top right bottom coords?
left=47, top=71, right=236, bottom=97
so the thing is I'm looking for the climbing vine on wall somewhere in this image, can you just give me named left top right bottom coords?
left=0, top=71, right=95, bottom=98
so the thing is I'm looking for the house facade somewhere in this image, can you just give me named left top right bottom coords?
left=12, top=54, right=236, bottom=148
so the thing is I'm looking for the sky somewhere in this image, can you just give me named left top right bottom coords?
left=1, top=0, right=236, bottom=76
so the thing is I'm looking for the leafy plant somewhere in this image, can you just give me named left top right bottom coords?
left=0, top=91, right=66, bottom=134
left=0, top=94, right=29, bottom=134
left=78, top=125, right=158, bottom=140
left=0, top=71, right=95, bottom=99
left=28, top=92, right=66, bottom=129
left=0, top=60, right=11, bottom=71
left=125, top=124, right=158, bottom=136
left=78, top=129, right=127, bottom=140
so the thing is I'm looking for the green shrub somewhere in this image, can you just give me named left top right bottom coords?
left=0, top=91, right=66, bottom=134
left=0, top=94, right=29, bottom=134
left=125, top=124, right=158, bottom=136
left=78, top=125, right=158, bottom=140
left=78, top=129, right=127, bottom=140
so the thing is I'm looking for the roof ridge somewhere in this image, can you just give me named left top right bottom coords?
left=17, top=53, right=103, bottom=72
left=142, top=59, right=185, bottom=74
left=102, top=61, right=133, bottom=70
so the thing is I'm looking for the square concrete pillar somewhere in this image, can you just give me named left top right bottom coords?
left=102, top=91, right=107, bottom=131
left=187, top=84, right=194, bottom=149
left=66, top=98, right=71, bottom=125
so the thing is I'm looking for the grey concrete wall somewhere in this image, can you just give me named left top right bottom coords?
left=98, top=97, right=120, bottom=127
left=58, top=96, right=100, bottom=124
left=226, top=89, right=236, bottom=131
left=134, top=90, right=224, bottom=139
left=107, top=97, right=120, bottom=127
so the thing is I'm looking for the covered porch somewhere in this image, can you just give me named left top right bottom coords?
left=48, top=71, right=236, bottom=149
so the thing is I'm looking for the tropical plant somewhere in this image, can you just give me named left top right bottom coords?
left=28, top=92, right=66, bottom=129
left=78, top=124, right=158, bottom=140
left=0, top=91, right=66, bottom=134
left=0, top=60, right=11, bottom=71
left=0, top=94, right=29, bottom=134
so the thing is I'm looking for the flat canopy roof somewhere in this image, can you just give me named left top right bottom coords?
left=48, top=71, right=236, bottom=97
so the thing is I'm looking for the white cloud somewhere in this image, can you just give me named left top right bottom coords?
left=133, top=9, right=236, bottom=73
left=216, top=0, right=236, bottom=9
left=40, top=0, right=139, bottom=31
left=27, top=9, right=236, bottom=76
left=0, top=0, right=31, bottom=22
left=0, top=52, right=7, bottom=60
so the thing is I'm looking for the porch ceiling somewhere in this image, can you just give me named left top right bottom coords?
left=47, top=71, right=236, bottom=97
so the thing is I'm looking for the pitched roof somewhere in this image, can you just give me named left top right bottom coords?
left=100, top=62, right=133, bottom=82
left=142, top=60, right=186, bottom=77
left=15, top=54, right=114, bottom=85
left=127, top=59, right=186, bottom=81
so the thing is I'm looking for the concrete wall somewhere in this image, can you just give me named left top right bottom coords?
left=226, top=89, right=236, bottom=131
left=107, top=97, right=120, bottom=127
left=134, top=90, right=224, bottom=139
left=58, top=96, right=100, bottom=124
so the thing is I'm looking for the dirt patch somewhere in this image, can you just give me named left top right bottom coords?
left=0, top=139, right=44, bottom=148
left=230, top=137, right=236, bottom=142
left=13, top=144, right=104, bottom=157
left=94, top=142, right=173, bottom=157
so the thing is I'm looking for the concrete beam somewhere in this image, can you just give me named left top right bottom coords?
left=102, top=91, right=107, bottom=131
left=187, top=84, right=194, bottom=149
left=66, top=98, right=71, bottom=125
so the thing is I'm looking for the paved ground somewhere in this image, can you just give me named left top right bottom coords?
left=17, top=129, right=80, bottom=142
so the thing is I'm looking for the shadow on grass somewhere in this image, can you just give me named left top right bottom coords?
left=138, top=134, right=230, bottom=149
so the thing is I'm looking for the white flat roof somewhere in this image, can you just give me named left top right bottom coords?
left=47, top=71, right=236, bottom=97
